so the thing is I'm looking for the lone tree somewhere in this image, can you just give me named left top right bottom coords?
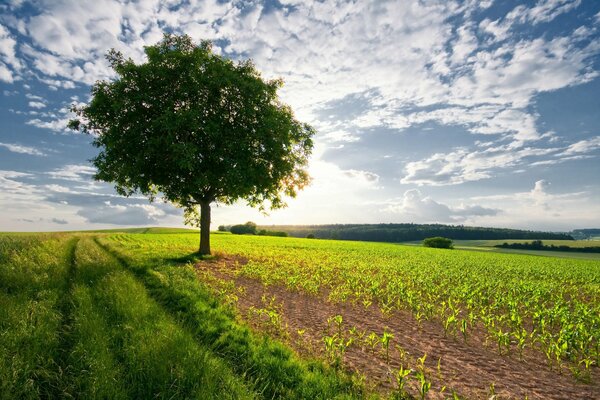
left=69, top=34, right=314, bottom=254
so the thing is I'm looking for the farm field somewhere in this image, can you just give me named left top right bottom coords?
left=102, top=231, right=600, bottom=399
left=0, top=232, right=364, bottom=400
left=2, top=230, right=600, bottom=399
left=403, top=240, right=600, bottom=260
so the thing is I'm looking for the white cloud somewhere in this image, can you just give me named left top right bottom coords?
left=384, top=189, right=499, bottom=223
left=479, top=18, right=511, bottom=42
left=562, top=136, right=600, bottom=155
left=0, top=142, right=46, bottom=156
left=342, top=169, right=380, bottom=183
left=507, top=0, right=581, bottom=26
left=47, top=164, right=96, bottom=181
left=11, top=0, right=599, bottom=155
left=28, top=101, right=46, bottom=109
left=0, top=170, right=44, bottom=208
left=25, top=93, right=43, bottom=101
left=401, top=145, right=559, bottom=186
left=450, top=24, right=478, bottom=65
left=77, top=201, right=165, bottom=225
left=0, top=62, right=13, bottom=83
left=26, top=104, right=79, bottom=133
left=0, top=23, right=21, bottom=75
left=468, top=180, right=598, bottom=231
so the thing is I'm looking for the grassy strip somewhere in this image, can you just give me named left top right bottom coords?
left=63, top=238, right=129, bottom=399
left=97, top=236, right=370, bottom=400
left=71, top=238, right=254, bottom=399
left=0, top=234, right=73, bottom=399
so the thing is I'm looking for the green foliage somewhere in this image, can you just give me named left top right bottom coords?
left=218, top=225, right=227, bottom=232
left=422, top=237, right=453, bottom=249
left=70, top=33, right=314, bottom=210
left=69, top=33, right=314, bottom=254
left=230, top=221, right=258, bottom=235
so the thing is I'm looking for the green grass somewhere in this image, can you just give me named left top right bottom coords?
left=0, top=233, right=367, bottom=400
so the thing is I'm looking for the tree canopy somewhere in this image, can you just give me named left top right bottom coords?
left=69, top=34, right=314, bottom=254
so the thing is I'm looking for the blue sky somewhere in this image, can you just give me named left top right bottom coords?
left=1, top=0, right=599, bottom=232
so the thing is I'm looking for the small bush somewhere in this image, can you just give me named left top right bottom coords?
left=230, top=222, right=257, bottom=235
left=306, top=234, right=315, bottom=239
left=217, top=225, right=227, bottom=232
left=423, top=237, right=453, bottom=249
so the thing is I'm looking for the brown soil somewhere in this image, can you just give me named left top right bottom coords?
left=195, top=255, right=600, bottom=400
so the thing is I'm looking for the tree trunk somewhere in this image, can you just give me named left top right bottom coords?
left=199, top=200, right=211, bottom=255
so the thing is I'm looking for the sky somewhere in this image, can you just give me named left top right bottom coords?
left=1, top=0, right=599, bottom=232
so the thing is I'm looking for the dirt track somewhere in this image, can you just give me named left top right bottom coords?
left=196, top=256, right=600, bottom=399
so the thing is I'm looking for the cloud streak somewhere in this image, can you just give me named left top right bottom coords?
left=0, top=141, right=45, bottom=155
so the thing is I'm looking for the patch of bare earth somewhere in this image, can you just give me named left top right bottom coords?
left=195, top=255, right=600, bottom=400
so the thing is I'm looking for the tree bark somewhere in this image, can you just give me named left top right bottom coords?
left=199, top=200, right=211, bottom=255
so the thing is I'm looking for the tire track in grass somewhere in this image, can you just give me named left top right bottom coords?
left=65, top=237, right=129, bottom=399
left=47, top=236, right=80, bottom=399
left=94, top=237, right=366, bottom=400
left=84, top=237, right=255, bottom=400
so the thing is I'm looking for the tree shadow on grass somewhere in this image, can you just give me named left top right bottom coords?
left=166, top=252, right=217, bottom=265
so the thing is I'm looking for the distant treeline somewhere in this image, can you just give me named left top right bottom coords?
left=496, top=240, right=600, bottom=253
left=257, top=224, right=573, bottom=243
left=572, top=229, right=600, bottom=239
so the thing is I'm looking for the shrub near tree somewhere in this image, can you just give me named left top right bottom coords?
left=69, top=34, right=314, bottom=255
left=423, top=237, right=454, bottom=249
left=230, top=222, right=258, bottom=235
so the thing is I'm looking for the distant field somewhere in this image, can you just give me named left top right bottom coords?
left=400, top=239, right=600, bottom=260
left=457, top=239, right=600, bottom=248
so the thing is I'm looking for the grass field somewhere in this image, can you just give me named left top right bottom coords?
left=2, top=231, right=600, bottom=399
left=0, top=232, right=364, bottom=400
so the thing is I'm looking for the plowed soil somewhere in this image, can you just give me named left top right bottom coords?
left=195, top=255, right=600, bottom=400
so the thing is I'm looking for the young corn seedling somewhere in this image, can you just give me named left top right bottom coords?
left=513, top=327, right=528, bottom=360
left=415, top=370, right=431, bottom=400
left=395, top=343, right=408, bottom=362
left=323, top=333, right=353, bottom=369
left=394, top=365, right=412, bottom=396
left=436, top=356, right=443, bottom=380
left=365, top=332, right=379, bottom=353
left=381, top=329, right=394, bottom=364
left=488, top=382, right=496, bottom=400
left=460, top=319, right=468, bottom=342
left=327, top=314, right=344, bottom=337
left=444, top=314, right=457, bottom=337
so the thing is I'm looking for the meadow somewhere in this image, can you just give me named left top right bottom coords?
left=0, top=232, right=364, bottom=400
left=2, top=230, right=600, bottom=399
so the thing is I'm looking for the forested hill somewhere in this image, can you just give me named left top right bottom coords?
left=257, top=224, right=573, bottom=242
